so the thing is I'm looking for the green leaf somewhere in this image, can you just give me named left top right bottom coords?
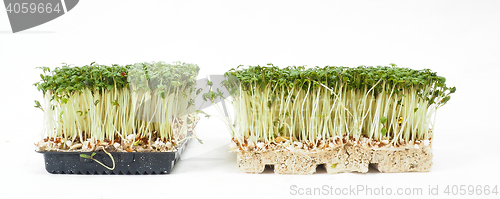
left=196, top=110, right=211, bottom=118
left=80, top=154, right=91, bottom=158
left=94, top=100, right=100, bottom=105
left=441, top=96, right=451, bottom=104
left=380, top=116, right=387, bottom=124
left=381, top=128, right=387, bottom=136
left=196, top=88, right=203, bottom=95
left=450, top=87, right=456, bottom=93
left=34, top=100, right=43, bottom=111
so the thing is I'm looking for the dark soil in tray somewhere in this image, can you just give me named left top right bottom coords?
left=38, top=137, right=190, bottom=175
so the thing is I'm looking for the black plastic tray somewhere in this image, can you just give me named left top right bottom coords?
left=38, top=138, right=190, bottom=175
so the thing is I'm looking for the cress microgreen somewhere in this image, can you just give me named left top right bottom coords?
left=212, top=63, right=455, bottom=145
left=35, top=61, right=200, bottom=147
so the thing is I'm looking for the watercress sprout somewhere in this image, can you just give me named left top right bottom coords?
left=35, top=62, right=200, bottom=148
left=218, top=64, right=455, bottom=145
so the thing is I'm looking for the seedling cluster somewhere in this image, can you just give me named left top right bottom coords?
left=212, top=63, right=455, bottom=147
left=34, top=62, right=200, bottom=152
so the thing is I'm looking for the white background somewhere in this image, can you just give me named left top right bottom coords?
left=0, top=0, right=499, bottom=198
